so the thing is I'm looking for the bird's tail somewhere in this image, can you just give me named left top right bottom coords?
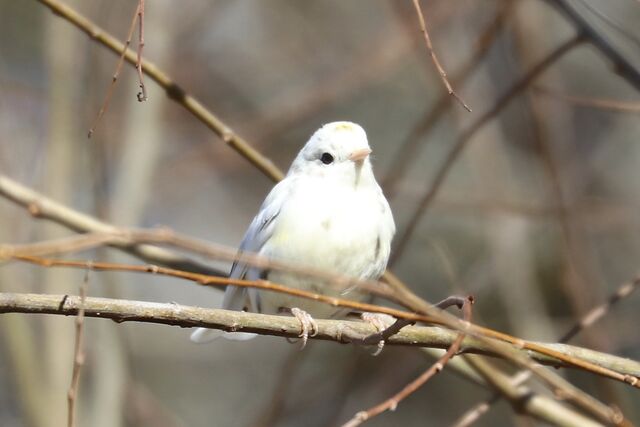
left=190, top=327, right=257, bottom=343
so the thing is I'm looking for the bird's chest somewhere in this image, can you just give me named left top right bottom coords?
left=264, top=184, right=382, bottom=277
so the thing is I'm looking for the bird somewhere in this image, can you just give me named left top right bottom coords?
left=190, top=121, right=395, bottom=345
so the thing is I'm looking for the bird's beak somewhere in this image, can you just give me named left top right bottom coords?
left=348, top=148, right=372, bottom=162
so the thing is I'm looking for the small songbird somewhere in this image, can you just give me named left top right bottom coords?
left=191, top=121, right=395, bottom=344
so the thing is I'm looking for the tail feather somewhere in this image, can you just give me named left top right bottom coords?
left=190, top=327, right=257, bottom=343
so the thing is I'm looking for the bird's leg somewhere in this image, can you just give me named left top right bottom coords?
left=288, top=307, right=318, bottom=349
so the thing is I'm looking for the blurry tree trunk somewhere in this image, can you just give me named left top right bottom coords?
left=94, top=3, right=174, bottom=425
left=40, top=5, right=83, bottom=426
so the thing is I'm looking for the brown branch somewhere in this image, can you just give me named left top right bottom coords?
left=390, top=35, right=584, bottom=264
left=36, top=0, right=284, bottom=182
left=1, top=178, right=635, bottom=423
left=88, top=1, right=140, bottom=138
left=411, top=0, right=471, bottom=112
left=542, top=0, right=640, bottom=92
left=13, top=255, right=640, bottom=391
left=342, top=297, right=473, bottom=427
left=67, top=270, right=88, bottom=427
left=534, top=86, right=640, bottom=113
left=0, top=174, right=226, bottom=277
left=463, top=356, right=609, bottom=427
left=2, top=172, right=638, bottom=414
left=452, top=274, right=640, bottom=427
left=383, top=0, right=514, bottom=197
left=1, top=292, right=638, bottom=378
left=560, top=276, right=640, bottom=343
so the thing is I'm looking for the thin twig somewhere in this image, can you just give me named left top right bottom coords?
left=383, top=0, right=514, bottom=197
left=560, top=276, right=640, bottom=343
left=37, top=0, right=284, bottom=181
left=87, top=1, right=141, bottom=138
left=390, top=35, right=584, bottom=264
left=67, top=269, right=89, bottom=427
left=341, top=297, right=473, bottom=427
left=135, top=0, right=147, bottom=102
left=411, top=0, right=471, bottom=112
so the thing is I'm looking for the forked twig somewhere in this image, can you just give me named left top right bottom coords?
left=451, top=276, right=640, bottom=427
left=38, top=0, right=284, bottom=181
left=390, top=35, right=584, bottom=264
left=88, top=2, right=141, bottom=138
left=341, top=297, right=473, bottom=427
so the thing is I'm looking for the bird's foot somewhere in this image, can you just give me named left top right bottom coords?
left=290, top=307, right=318, bottom=349
left=361, top=312, right=397, bottom=356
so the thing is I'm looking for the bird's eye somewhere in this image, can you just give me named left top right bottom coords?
left=320, top=152, right=334, bottom=165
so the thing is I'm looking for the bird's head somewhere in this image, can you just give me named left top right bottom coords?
left=289, top=121, right=375, bottom=187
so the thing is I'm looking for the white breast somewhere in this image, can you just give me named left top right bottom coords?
left=258, top=175, right=393, bottom=314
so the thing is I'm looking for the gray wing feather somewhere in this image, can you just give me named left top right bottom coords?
left=222, top=180, right=290, bottom=312
left=190, top=181, right=290, bottom=343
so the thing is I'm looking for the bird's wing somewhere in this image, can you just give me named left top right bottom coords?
left=190, top=180, right=291, bottom=343
left=222, top=179, right=292, bottom=312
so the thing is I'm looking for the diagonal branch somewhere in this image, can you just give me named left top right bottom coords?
left=410, top=0, right=471, bottom=112
left=0, top=174, right=225, bottom=277
left=341, top=297, right=474, bottom=427
left=36, top=0, right=284, bottom=182
left=391, top=35, right=584, bottom=263
left=542, top=0, right=640, bottom=92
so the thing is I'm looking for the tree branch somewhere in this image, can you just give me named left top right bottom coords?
left=0, top=174, right=225, bottom=277
left=543, top=0, right=640, bottom=91
left=36, top=0, right=284, bottom=182
left=1, top=292, right=639, bottom=379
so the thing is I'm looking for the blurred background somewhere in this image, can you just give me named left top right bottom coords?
left=1, top=0, right=639, bottom=426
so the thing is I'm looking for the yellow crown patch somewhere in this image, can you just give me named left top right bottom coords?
left=332, top=122, right=354, bottom=132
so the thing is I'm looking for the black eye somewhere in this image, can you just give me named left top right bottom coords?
left=320, top=152, right=334, bottom=165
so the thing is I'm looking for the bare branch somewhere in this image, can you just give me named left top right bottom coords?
left=12, top=256, right=640, bottom=391
left=391, top=35, right=584, bottom=263
left=534, top=86, right=640, bottom=113
left=410, top=0, right=471, bottom=112
left=560, top=276, right=640, bottom=343
left=36, top=0, right=284, bottom=182
left=342, top=297, right=473, bottom=427
left=543, top=0, right=640, bottom=91
left=0, top=174, right=226, bottom=277
left=88, top=1, right=140, bottom=138
left=67, top=271, right=88, bottom=427
left=1, top=292, right=638, bottom=379
left=384, top=0, right=514, bottom=197
left=463, top=356, right=607, bottom=427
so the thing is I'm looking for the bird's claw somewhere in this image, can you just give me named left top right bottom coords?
left=361, top=312, right=396, bottom=356
left=290, top=307, right=318, bottom=349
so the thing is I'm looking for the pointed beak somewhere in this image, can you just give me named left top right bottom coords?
left=348, top=148, right=372, bottom=162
